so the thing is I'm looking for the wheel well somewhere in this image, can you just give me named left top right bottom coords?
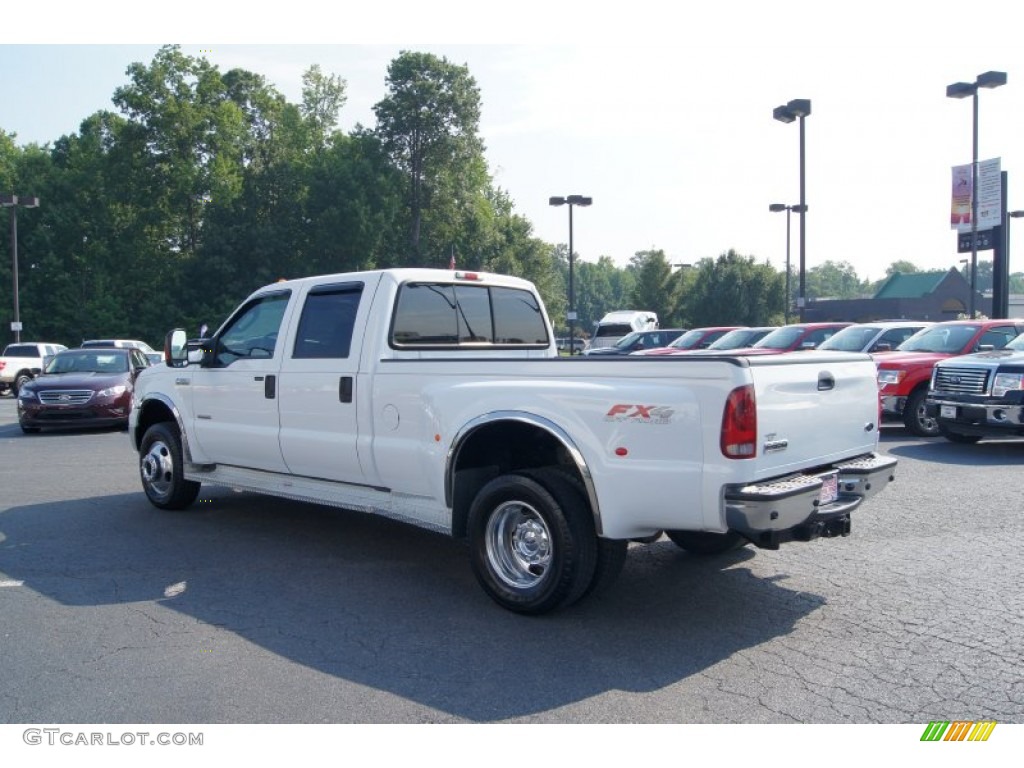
left=134, top=400, right=178, bottom=451
left=449, top=419, right=590, bottom=540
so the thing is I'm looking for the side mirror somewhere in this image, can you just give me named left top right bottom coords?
left=166, top=329, right=189, bottom=366
left=976, top=344, right=995, bottom=352
left=872, top=342, right=892, bottom=353
left=800, top=341, right=817, bottom=349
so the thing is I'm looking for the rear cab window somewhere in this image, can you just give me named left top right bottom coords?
left=391, top=282, right=549, bottom=349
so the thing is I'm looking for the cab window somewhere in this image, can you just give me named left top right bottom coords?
left=391, top=283, right=548, bottom=348
left=214, top=292, right=291, bottom=366
left=292, top=283, right=363, bottom=359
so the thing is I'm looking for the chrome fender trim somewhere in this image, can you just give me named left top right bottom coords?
left=446, top=410, right=604, bottom=535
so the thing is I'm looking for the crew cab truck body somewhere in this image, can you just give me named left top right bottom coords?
left=873, top=320, right=1024, bottom=437
left=0, top=342, right=68, bottom=396
left=130, top=268, right=897, bottom=614
left=925, top=332, right=1024, bottom=443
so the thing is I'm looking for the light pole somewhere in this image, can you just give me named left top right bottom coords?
left=947, top=71, right=1007, bottom=318
left=769, top=203, right=806, bottom=324
left=1, top=194, right=40, bottom=343
left=549, top=194, right=592, bottom=353
left=773, top=99, right=811, bottom=321
left=1010, top=211, right=1024, bottom=304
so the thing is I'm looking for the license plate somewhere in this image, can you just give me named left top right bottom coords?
left=940, top=405, right=957, bottom=419
left=818, top=473, right=839, bottom=506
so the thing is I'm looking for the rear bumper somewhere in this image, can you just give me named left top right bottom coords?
left=723, top=452, right=898, bottom=549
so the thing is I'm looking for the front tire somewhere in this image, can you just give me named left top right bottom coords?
left=139, top=422, right=201, bottom=510
left=904, top=388, right=939, bottom=437
left=468, top=469, right=598, bottom=614
left=12, top=373, right=31, bottom=398
left=666, top=530, right=746, bottom=555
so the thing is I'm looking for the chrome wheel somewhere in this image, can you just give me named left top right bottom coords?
left=485, top=500, right=553, bottom=589
left=141, top=438, right=175, bottom=500
left=138, top=422, right=200, bottom=509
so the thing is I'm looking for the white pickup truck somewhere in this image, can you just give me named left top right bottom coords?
left=130, top=268, right=897, bottom=613
left=0, top=342, right=68, bottom=396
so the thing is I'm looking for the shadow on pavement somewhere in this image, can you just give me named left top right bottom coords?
left=0, top=489, right=824, bottom=721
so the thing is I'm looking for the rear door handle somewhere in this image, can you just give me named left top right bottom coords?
left=339, top=376, right=353, bottom=403
left=264, top=374, right=276, bottom=399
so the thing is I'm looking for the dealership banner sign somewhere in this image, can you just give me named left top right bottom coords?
left=951, top=158, right=1002, bottom=232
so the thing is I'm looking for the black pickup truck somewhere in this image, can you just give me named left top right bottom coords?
left=926, top=334, right=1024, bottom=443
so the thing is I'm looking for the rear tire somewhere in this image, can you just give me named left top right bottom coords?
left=666, top=530, right=746, bottom=555
left=468, top=469, right=598, bottom=614
left=583, top=537, right=628, bottom=598
left=20, top=425, right=40, bottom=434
left=139, top=422, right=201, bottom=510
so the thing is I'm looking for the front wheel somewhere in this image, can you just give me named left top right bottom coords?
left=12, top=373, right=31, bottom=397
left=467, top=469, right=598, bottom=614
left=904, top=389, right=939, bottom=437
left=139, top=422, right=201, bottom=510
left=666, top=530, right=746, bottom=555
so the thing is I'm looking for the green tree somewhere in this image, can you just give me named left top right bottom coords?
left=628, top=249, right=676, bottom=324
left=885, top=260, right=920, bottom=276
left=680, top=250, right=784, bottom=326
left=301, top=64, right=347, bottom=150
left=804, top=260, right=868, bottom=300
left=373, top=51, right=485, bottom=264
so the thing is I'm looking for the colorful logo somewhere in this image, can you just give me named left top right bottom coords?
left=604, top=404, right=674, bottom=424
left=920, top=721, right=996, bottom=742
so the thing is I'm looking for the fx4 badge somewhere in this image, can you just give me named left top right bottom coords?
left=605, top=404, right=674, bottom=424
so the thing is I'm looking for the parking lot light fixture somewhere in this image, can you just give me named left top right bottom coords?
left=1, top=194, right=40, bottom=344
left=773, top=100, right=811, bottom=321
left=549, top=195, right=592, bottom=352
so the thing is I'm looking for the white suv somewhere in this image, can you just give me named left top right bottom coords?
left=816, top=321, right=932, bottom=354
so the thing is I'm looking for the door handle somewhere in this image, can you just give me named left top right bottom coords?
left=817, top=371, right=835, bottom=391
left=339, top=376, right=353, bottom=403
left=264, top=374, right=276, bottom=399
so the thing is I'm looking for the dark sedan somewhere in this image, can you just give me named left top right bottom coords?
left=583, top=329, right=685, bottom=356
left=16, top=348, right=150, bottom=434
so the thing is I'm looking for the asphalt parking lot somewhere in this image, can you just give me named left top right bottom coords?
left=0, top=396, right=1022, bottom=724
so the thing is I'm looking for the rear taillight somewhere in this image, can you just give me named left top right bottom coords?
left=721, top=384, right=757, bottom=459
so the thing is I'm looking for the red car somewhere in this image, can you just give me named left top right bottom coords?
left=874, top=319, right=1024, bottom=436
left=16, top=347, right=151, bottom=434
left=631, top=326, right=742, bottom=356
left=694, top=322, right=852, bottom=356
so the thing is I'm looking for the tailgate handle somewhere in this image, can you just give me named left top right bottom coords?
left=339, top=376, right=353, bottom=403
left=817, top=371, right=835, bottom=391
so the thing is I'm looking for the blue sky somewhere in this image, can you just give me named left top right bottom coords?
left=2, top=2, right=1024, bottom=283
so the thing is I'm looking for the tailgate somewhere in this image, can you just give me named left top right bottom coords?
left=745, top=351, right=880, bottom=479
